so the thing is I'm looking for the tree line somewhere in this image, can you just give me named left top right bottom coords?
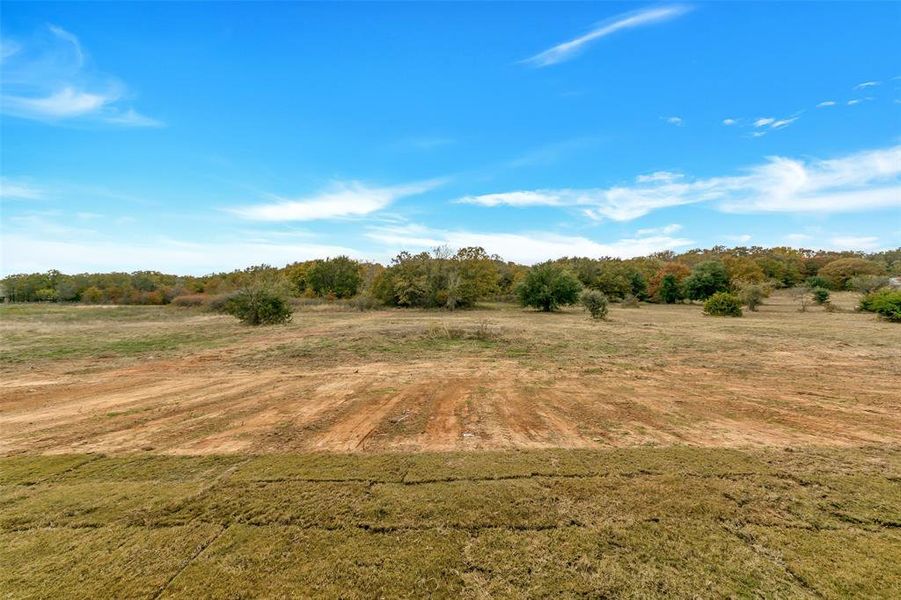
left=3, top=246, right=898, bottom=308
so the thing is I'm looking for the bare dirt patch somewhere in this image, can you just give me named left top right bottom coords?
left=1, top=292, right=899, bottom=455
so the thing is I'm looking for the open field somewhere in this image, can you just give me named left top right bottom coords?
left=1, top=291, right=899, bottom=597
left=0, top=291, right=898, bottom=454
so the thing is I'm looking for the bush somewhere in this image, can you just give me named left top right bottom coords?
left=859, top=289, right=901, bottom=322
left=703, top=292, right=743, bottom=317
left=805, top=275, right=829, bottom=290
left=349, top=294, right=381, bottom=311
left=848, top=275, right=890, bottom=294
left=811, top=287, right=830, bottom=305
left=171, top=294, right=207, bottom=307
left=621, top=294, right=640, bottom=308
left=580, top=289, right=609, bottom=320
left=224, top=287, right=292, bottom=325
left=737, top=283, right=767, bottom=311
left=517, top=262, right=582, bottom=312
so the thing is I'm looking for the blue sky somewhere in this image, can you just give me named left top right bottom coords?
left=1, top=1, right=899, bottom=274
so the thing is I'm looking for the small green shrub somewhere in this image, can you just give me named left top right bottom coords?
left=225, top=288, right=292, bottom=325
left=805, top=275, right=829, bottom=290
left=811, top=287, right=830, bottom=305
left=859, top=289, right=901, bottom=322
left=703, top=292, right=742, bottom=317
left=737, top=283, right=767, bottom=311
left=580, top=289, right=609, bottom=320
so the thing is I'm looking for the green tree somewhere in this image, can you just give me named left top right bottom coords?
left=684, top=260, right=730, bottom=301
left=819, top=258, right=883, bottom=290
left=225, top=286, right=293, bottom=325
left=658, top=274, right=685, bottom=304
left=306, top=256, right=362, bottom=298
left=517, top=262, right=582, bottom=312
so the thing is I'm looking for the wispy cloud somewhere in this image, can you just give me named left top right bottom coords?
left=0, top=24, right=160, bottom=127
left=522, top=5, right=692, bottom=67
left=854, top=81, right=880, bottom=90
left=229, top=178, right=445, bottom=222
left=830, top=235, right=880, bottom=250
left=366, top=223, right=693, bottom=264
left=636, top=223, right=682, bottom=236
left=457, top=145, right=901, bottom=220
left=0, top=177, right=45, bottom=200
left=722, top=118, right=737, bottom=126
left=664, top=116, right=684, bottom=126
left=816, top=100, right=836, bottom=108
left=750, top=114, right=799, bottom=136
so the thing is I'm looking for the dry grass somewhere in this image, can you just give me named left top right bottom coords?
left=1, top=448, right=898, bottom=598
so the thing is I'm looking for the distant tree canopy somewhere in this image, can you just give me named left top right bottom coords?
left=372, top=247, right=499, bottom=309
left=2, top=245, right=898, bottom=308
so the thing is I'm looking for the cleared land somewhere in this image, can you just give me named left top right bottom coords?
left=1, top=291, right=899, bottom=597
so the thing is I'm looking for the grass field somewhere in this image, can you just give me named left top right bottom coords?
left=1, top=292, right=899, bottom=597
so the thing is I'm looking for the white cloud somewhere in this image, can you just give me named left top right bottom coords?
left=750, top=114, right=798, bottom=136
left=522, top=5, right=691, bottom=67
left=636, top=171, right=682, bottom=184
left=665, top=116, right=684, bottom=126
left=785, top=233, right=813, bottom=243
left=829, top=236, right=880, bottom=250
left=724, top=234, right=752, bottom=243
left=229, top=179, right=445, bottom=222
left=457, top=145, right=901, bottom=220
left=816, top=101, right=836, bottom=108
left=854, top=81, right=880, bottom=90
left=847, top=99, right=862, bottom=106
left=636, top=223, right=682, bottom=236
left=366, top=224, right=693, bottom=264
left=3, top=86, right=113, bottom=118
left=0, top=25, right=158, bottom=126
left=722, top=118, right=737, bottom=126
left=0, top=177, right=45, bottom=200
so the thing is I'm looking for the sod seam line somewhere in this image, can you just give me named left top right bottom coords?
left=150, top=524, right=230, bottom=600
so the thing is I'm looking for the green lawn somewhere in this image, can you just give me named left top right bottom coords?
left=2, top=447, right=898, bottom=599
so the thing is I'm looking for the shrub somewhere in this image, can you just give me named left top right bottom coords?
left=805, top=275, right=829, bottom=289
left=517, top=262, right=582, bottom=312
left=859, top=289, right=901, bottom=322
left=224, top=287, right=292, bottom=325
left=703, top=292, right=743, bottom=317
left=349, top=294, right=381, bottom=311
left=848, top=275, right=890, bottom=294
left=737, top=283, right=766, bottom=311
left=580, top=289, right=609, bottom=320
left=621, top=294, right=640, bottom=308
left=684, top=260, right=730, bottom=301
left=811, top=287, right=830, bottom=305
left=206, top=292, right=239, bottom=313
left=170, top=294, right=207, bottom=307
